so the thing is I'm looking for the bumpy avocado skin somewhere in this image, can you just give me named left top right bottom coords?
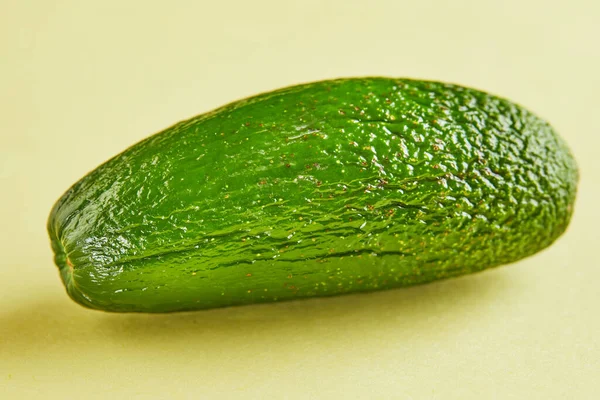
left=47, top=77, right=578, bottom=312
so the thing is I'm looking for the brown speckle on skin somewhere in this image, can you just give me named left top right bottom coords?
left=66, top=257, right=74, bottom=273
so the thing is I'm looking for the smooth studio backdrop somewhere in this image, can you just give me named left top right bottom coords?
left=1, top=1, right=598, bottom=398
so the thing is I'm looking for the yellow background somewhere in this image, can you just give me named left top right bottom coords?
left=1, top=1, right=598, bottom=398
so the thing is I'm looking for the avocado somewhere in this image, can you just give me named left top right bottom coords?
left=47, top=77, right=578, bottom=312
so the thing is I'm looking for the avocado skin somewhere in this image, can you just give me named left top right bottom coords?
left=48, top=77, right=578, bottom=313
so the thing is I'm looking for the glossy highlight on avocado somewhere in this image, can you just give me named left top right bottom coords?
left=48, top=77, right=578, bottom=313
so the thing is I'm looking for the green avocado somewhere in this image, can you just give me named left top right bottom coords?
left=48, top=77, right=578, bottom=313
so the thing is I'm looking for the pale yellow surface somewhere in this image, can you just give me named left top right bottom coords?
left=1, top=1, right=599, bottom=398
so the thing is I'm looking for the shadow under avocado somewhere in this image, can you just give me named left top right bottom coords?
left=0, top=269, right=512, bottom=367
left=105, top=271, right=508, bottom=335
